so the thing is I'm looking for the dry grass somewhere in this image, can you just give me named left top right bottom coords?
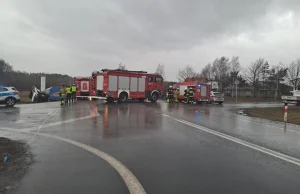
left=247, top=106, right=300, bottom=125
left=225, top=97, right=280, bottom=103
left=19, top=91, right=32, bottom=103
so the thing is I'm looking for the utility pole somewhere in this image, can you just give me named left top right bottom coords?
left=262, top=61, right=269, bottom=97
left=235, top=80, right=239, bottom=103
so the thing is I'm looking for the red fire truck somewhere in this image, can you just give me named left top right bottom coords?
left=176, top=81, right=211, bottom=103
left=92, top=69, right=163, bottom=102
left=74, top=77, right=95, bottom=98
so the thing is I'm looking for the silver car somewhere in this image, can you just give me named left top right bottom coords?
left=210, top=91, right=224, bottom=104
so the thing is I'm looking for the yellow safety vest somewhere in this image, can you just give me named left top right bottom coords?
left=71, top=86, right=77, bottom=92
left=65, top=87, right=71, bottom=94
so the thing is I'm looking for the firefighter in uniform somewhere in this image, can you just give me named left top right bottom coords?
left=173, top=88, right=180, bottom=102
left=188, top=87, right=194, bottom=103
left=60, top=85, right=66, bottom=106
left=184, top=88, right=189, bottom=103
left=65, top=85, right=72, bottom=104
left=71, top=84, right=77, bottom=103
left=167, top=86, right=174, bottom=103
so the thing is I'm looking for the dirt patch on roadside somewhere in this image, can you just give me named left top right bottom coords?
left=247, top=106, right=300, bottom=125
left=0, top=138, right=32, bottom=194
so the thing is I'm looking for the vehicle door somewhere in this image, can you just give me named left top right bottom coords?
left=147, top=76, right=154, bottom=90
left=153, top=76, right=163, bottom=91
left=0, top=87, right=8, bottom=102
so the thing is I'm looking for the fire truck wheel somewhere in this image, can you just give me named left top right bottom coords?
left=150, top=92, right=159, bottom=102
left=118, top=92, right=128, bottom=103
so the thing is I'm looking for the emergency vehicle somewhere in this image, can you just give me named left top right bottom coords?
left=0, top=86, right=20, bottom=107
left=74, top=77, right=95, bottom=98
left=91, top=69, right=163, bottom=102
left=176, top=81, right=211, bottom=103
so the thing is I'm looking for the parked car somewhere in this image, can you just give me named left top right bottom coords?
left=0, top=86, right=20, bottom=107
left=210, top=91, right=224, bottom=104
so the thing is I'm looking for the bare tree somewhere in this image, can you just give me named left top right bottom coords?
left=200, top=63, right=212, bottom=80
left=246, top=58, right=264, bottom=97
left=155, top=64, right=165, bottom=78
left=117, top=63, right=126, bottom=70
left=286, top=59, right=300, bottom=90
left=212, top=56, right=231, bottom=91
left=230, top=56, right=241, bottom=73
left=269, top=64, right=288, bottom=99
left=177, top=65, right=196, bottom=81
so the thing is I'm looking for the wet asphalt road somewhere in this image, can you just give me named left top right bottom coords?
left=1, top=101, right=300, bottom=194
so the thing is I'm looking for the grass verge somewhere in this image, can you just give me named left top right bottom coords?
left=247, top=106, right=300, bottom=125
left=225, top=97, right=281, bottom=103
left=19, top=91, right=32, bottom=103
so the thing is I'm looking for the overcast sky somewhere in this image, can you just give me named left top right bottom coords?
left=1, top=0, right=300, bottom=80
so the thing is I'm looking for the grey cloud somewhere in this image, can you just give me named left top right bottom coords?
left=11, top=0, right=273, bottom=52
left=2, top=0, right=300, bottom=80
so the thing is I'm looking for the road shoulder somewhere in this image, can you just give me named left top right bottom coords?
left=0, top=137, right=32, bottom=194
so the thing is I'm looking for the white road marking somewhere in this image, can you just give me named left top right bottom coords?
left=162, top=114, right=300, bottom=167
left=18, top=115, right=99, bottom=133
left=35, top=132, right=146, bottom=194
left=0, top=127, right=146, bottom=194
left=27, top=110, right=57, bottom=143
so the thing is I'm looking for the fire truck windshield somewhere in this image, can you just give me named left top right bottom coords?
left=155, top=77, right=163, bottom=83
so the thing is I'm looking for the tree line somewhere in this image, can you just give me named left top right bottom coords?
left=176, top=56, right=300, bottom=98
left=2, top=56, right=300, bottom=98
left=0, top=59, right=73, bottom=91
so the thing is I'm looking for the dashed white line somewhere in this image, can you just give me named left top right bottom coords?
left=162, top=114, right=300, bottom=167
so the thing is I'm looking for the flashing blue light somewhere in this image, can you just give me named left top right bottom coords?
left=198, top=84, right=201, bottom=88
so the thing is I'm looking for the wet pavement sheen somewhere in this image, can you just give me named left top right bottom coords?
left=1, top=101, right=300, bottom=194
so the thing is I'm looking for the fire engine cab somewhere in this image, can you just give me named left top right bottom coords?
left=92, top=69, right=163, bottom=103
